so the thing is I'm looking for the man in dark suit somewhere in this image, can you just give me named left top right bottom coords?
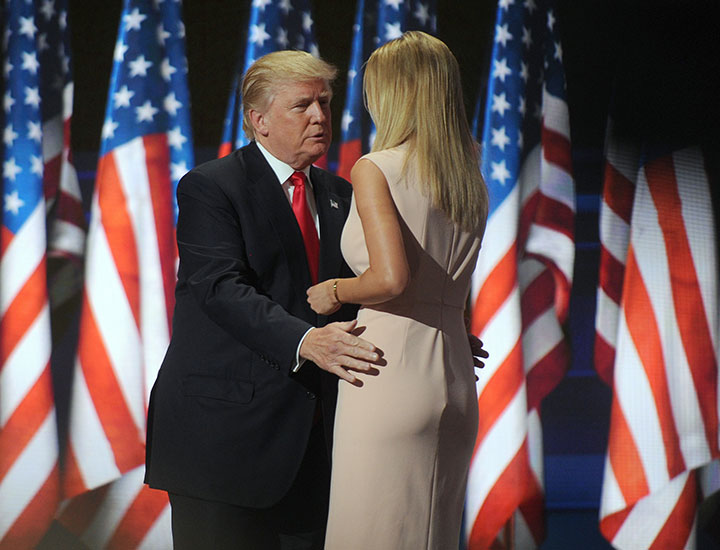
left=144, top=51, right=378, bottom=550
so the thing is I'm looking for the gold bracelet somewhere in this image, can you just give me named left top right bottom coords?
left=333, top=279, right=342, bottom=304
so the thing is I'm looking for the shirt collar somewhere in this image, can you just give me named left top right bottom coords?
left=255, top=141, right=312, bottom=186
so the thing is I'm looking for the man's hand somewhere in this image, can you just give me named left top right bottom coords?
left=468, top=334, right=488, bottom=369
left=300, top=320, right=378, bottom=385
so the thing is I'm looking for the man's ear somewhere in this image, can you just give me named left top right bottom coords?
left=248, top=109, right=269, bottom=138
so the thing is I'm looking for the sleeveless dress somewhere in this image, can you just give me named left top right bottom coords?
left=325, top=144, right=484, bottom=550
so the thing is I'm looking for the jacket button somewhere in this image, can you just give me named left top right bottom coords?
left=306, top=392, right=316, bottom=400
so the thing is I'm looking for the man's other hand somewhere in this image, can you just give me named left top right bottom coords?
left=300, top=320, right=378, bottom=385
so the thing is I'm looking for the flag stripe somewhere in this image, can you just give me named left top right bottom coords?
left=106, top=487, right=169, bottom=550
left=77, top=294, right=146, bottom=475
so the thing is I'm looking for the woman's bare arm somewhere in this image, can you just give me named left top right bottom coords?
left=307, top=158, right=409, bottom=314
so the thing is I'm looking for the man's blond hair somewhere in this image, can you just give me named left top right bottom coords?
left=242, top=50, right=337, bottom=140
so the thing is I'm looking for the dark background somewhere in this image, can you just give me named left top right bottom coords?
left=45, top=0, right=720, bottom=547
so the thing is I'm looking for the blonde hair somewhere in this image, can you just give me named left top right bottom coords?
left=242, top=50, right=337, bottom=139
left=364, top=31, right=488, bottom=232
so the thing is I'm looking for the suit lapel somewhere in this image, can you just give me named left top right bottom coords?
left=312, top=166, right=346, bottom=283
left=243, top=143, right=314, bottom=298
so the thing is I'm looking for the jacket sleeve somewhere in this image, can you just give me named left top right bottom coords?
left=175, top=168, right=312, bottom=374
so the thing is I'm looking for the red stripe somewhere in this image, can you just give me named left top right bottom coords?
left=520, top=269, right=554, bottom=327
left=62, top=447, right=88, bottom=498
left=74, top=292, right=145, bottom=489
left=607, top=395, right=649, bottom=506
left=603, top=164, right=635, bottom=224
left=106, top=486, right=169, bottom=550
left=648, top=472, right=697, bottom=550
left=475, top=340, right=523, bottom=450
left=594, top=333, right=615, bottom=386
left=598, top=246, right=625, bottom=304
left=600, top=506, right=632, bottom=542
left=58, top=484, right=110, bottom=535
left=526, top=342, right=569, bottom=411
left=0, top=227, right=14, bottom=256
left=542, top=124, right=572, bottom=175
left=218, top=141, right=232, bottom=159
left=624, top=248, right=686, bottom=477
left=143, top=134, right=177, bottom=333
left=337, top=139, right=361, bottom=182
left=471, top=244, right=517, bottom=334
left=468, top=441, right=534, bottom=549
left=0, top=259, right=47, bottom=366
left=517, top=469, right=546, bottom=544
left=532, top=198, right=574, bottom=243
left=518, top=191, right=538, bottom=248
left=646, top=162, right=719, bottom=457
left=0, top=463, right=59, bottom=550
left=0, top=365, right=54, bottom=481
left=43, top=155, right=62, bottom=202
left=96, top=153, right=141, bottom=329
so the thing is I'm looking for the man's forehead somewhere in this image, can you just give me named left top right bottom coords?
left=274, top=79, right=332, bottom=98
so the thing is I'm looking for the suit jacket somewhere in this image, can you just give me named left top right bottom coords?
left=144, top=142, right=356, bottom=508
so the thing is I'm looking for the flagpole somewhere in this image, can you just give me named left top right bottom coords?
left=503, top=514, right=515, bottom=550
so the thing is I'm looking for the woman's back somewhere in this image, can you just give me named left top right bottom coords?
left=326, top=145, right=484, bottom=550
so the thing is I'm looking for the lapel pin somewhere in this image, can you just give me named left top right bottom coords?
left=330, top=199, right=339, bottom=209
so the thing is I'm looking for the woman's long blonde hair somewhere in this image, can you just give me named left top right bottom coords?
left=364, top=31, right=488, bottom=232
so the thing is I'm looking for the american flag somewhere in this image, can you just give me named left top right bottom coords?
left=218, top=0, right=320, bottom=158
left=593, top=123, right=638, bottom=386
left=598, top=147, right=719, bottom=549
left=1, top=0, right=61, bottom=547
left=38, top=0, right=85, bottom=274
left=466, top=0, right=574, bottom=547
left=58, top=0, right=193, bottom=547
left=336, top=0, right=436, bottom=181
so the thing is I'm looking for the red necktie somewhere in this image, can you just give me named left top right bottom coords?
left=289, top=171, right=319, bottom=284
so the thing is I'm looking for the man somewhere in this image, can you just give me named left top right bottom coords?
left=145, top=51, right=377, bottom=549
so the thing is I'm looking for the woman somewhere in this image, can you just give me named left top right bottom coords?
left=307, top=31, right=488, bottom=549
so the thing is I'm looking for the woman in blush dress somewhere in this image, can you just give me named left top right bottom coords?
left=307, top=31, right=488, bottom=550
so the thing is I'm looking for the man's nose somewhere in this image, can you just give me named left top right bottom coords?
left=308, top=101, right=327, bottom=123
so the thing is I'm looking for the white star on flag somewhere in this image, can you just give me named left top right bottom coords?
left=4, top=189, right=25, bottom=214
left=492, top=92, right=511, bottom=116
left=164, top=92, right=182, bottom=116
left=491, top=126, right=511, bottom=151
left=3, top=157, right=22, bottom=181
left=490, top=159, right=511, bottom=185
left=135, top=100, right=159, bottom=122
left=157, top=24, right=170, bottom=46
left=414, top=3, right=430, bottom=26
left=30, top=155, right=43, bottom=175
left=167, top=127, right=187, bottom=149
left=124, top=8, right=147, bottom=31
left=102, top=118, right=119, bottom=139
left=21, top=51, right=40, bottom=74
left=3, top=125, right=18, bottom=146
left=493, top=58, right=512, bottom=82
left=129, top=55, right=153, bottom=77
left=114, top=85, right=135, bottom=108
left=276, top=28, right=289, bottom=48
left=40, top=0, right=56, bottom=21
left=160, top=58, right=177, bottom=81
left=4, top=92, right=15, bottom=112
left=341, top=110, right=354, bottom=132
left=302, top=12, right=313, bottom=32
left=24, top=86, right=41, bottom=108
left=495, top=24, right=513, bottom=47
left=499, top=0, right=514, bottom=10
left=385, top=22, right=402, bottom=40
left=27, top=120, right=42, bottom=142
left=19, top=16, right=38, bottom=38
left=278, top=0, right=293, bottom=15
left=171, top=160, right=188, bottom=181
left=249, top=23, right=271, bottom=46
left=385, top=0, right=403, bottom=10
left=114, top=40, right=129, bottom=61
left=522, top=26, right=532, bottom=47
left=253, top=0, right=273, bottom=10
